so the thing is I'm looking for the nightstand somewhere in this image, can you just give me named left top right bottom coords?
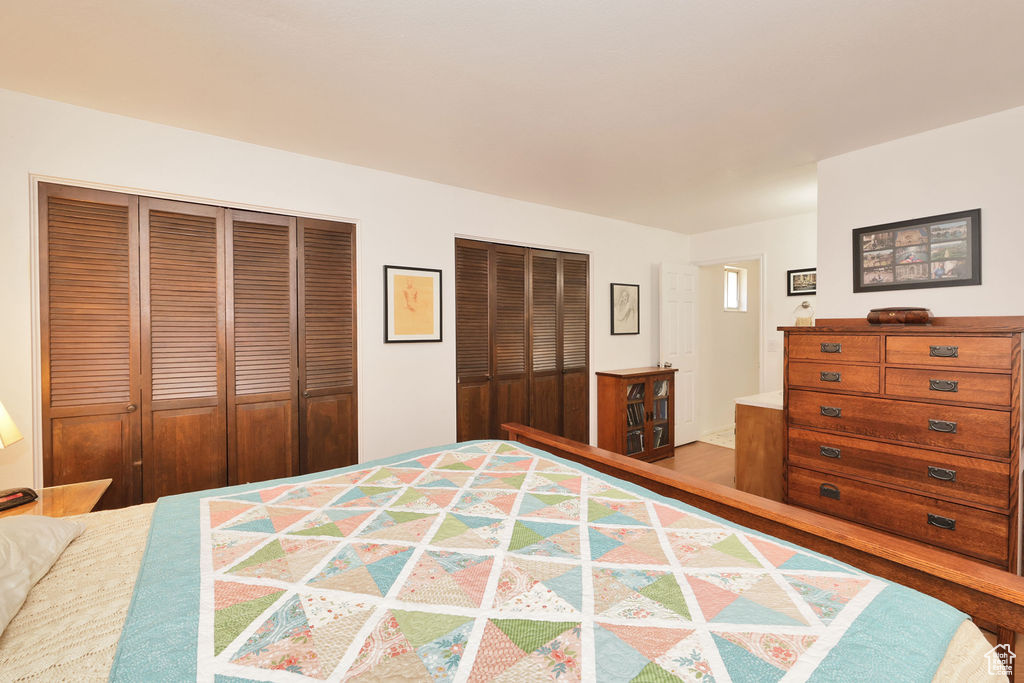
left=0, top=479, right=112, bottom=519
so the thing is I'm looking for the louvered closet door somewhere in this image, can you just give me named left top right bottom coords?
left=227, top=210, right=299, bottom=484
left=140, top=198, right=226, bottom=501
left=298, top=218, right=357, bottom=473
left=560, top=253, right=590, bottom=442
left=455, top=239, right=491, bottom=440
left=491, top=245, right=529, bottom=436
left=529, top=250, right=562, bottom=434
left=39, top=184, right=140, bottom=510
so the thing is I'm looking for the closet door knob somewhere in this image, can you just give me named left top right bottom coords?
left=126, top=403, right=137, bottom=413
left=302, top=391, right=311, bottom=399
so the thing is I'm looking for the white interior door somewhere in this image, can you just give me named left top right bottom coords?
left=660, top=262, right=699, bottom=445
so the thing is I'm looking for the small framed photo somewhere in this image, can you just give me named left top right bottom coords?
left=384, top=265, right=442, bottom=343
left=853, top=209, right=981, bottom=292
left=787, top=268, right=817, bottom=296
left=610, top=283, right=640, bottom=335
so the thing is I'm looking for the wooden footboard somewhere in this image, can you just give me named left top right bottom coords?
left=504, top=423, right=1024, bottom=644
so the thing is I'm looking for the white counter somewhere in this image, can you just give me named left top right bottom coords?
left=734, top=390, right=783, bottom=410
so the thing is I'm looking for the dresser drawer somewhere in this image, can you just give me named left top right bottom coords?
left=787, top=428, right=1010, bottom=509
left=788, top=361, right=879, bottom=393
left=788, top=389, right=1010, bottom=457
left=885, top=335, right=1012, bottom=370
left=788, top=467, right=1009, bottom=565
left=789, top=334, right=879, bottom=363
left=885, top=367, right=1011, bottom=407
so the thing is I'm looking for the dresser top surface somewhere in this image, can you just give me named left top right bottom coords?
left=596, top=366, right=679, bottom=378
left=779, top=315, right=1024, bottom=334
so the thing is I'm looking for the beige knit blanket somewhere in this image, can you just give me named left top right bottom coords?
left=0, top=503, right=154, bottom=682
left=0, top=501, right=1004, bottom=681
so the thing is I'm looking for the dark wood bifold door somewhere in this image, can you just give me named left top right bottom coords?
left=40, top=183, right=357, bottom=508
left=456, top=238, right=589, bottom=441
left=140, top=198, right=227, bottom=501
left=226, top=210, right=299, bottom=485
left=298, top=218, right=358, bottom=474
left=40, top=184, right=140, bottom=510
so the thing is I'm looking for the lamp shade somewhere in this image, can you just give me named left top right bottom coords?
left=0, top=401, right=23, bottom=448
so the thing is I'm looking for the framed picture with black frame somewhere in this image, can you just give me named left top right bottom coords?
left=852, top=209, right=981, bottom=293
left=383, top=265, right=443, bottom=342
left=786, top=268, right=817, bottom=296
left=610, top=283, right=640, bottom=335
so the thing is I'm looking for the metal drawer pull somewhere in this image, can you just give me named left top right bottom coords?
left=929, top=379, right=959, bottom=392
left=928, top=419, right=957, bottom=433
left=820, top=342, right=842, bottom=353
left=819, top=483, right=840, bottom=500
left=927, top=513, right=956, bottom=530
left=927, top=466, right=957, bottom=482
left=929, top=345, right=959, bottom=358
left=820, top=371, right=841, bottom=382
left=820, top=406, right=842, bottom=418
left=819, top=446, right=841, bottom=459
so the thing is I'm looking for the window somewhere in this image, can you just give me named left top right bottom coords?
left=723, top=266, right=747, bottom=312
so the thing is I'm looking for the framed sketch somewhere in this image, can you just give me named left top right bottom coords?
left=787, top=268, right=817, bottom=296
left=853, top=209, right=981, bottom=293
left=610, top=283, right=640, bottom=335
left=384, top=265, right=442, bottom=342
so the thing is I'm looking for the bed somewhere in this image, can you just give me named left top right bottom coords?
left=0, top=428, right=1019, bottom=681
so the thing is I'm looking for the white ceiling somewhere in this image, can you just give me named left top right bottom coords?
left=2, top=1, right=1023, bottom=233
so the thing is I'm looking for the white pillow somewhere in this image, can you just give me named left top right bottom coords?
left=0, top=515, right=84, bottom=636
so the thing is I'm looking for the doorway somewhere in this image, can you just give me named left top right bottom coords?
left=696, top=258, right=761, bottom=448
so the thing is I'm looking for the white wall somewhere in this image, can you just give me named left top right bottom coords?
left=817, top=105, right=1024, bottom=317
left=0, top=88, right=689, bottom=488
left=689, top=212, right=817, bottom=390
left=697, top=260, right=760, bottom=434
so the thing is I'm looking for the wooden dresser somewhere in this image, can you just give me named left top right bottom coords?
left=780, top=317, right=1023, bottom=574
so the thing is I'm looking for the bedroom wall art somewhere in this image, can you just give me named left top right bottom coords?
left=610, top=283, right=640, bottom=335
left=852, top=209, right=981, bottom=293
left=384, top=265, right=442, bottom=342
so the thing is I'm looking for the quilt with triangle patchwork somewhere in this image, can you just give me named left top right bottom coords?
left=111, top=440, right=967, bottom=682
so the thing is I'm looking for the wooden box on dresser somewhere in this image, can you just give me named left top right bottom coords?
left=597, top=367, right=678, bottom=462
left=780, top=317, right=1023, bottom=583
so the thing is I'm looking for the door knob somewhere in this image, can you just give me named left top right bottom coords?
left=126, top=403, right=137, bottom=413
left=302, top=391, right=311, bottom=399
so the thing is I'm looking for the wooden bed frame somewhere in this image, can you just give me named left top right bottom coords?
left=504, top=422, right=1024, bottom=679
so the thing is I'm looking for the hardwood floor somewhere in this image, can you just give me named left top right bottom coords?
left=651, top=440, right=735, bottom=488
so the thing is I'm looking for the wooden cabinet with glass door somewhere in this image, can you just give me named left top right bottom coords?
left=597, top=367, right=677, bottom=461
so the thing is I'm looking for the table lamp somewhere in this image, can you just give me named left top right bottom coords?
left=0, top=400, right=36, bottom=511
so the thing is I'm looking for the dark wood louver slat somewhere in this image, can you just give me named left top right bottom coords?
left=227, top=211, right=298, bottom=484
left=530, top=251, right=561, bottom=434
left=298, top=218, right=358, bottom=473
left=561, top=253, right=590, bottom=442
left=40, top=184, right=140, bottom=510
left=492, top=245, right=529, bottom=436
left=455, top=239, right=491, bottom=440
left=141, top=199, right=227, bottom=501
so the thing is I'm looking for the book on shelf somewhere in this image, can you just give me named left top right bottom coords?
left=652, top=424, right=665, bottom=448
left=626, top=430, right=644, bottom=454
left=627, top=402, right=645, bottom=426
left=626, top=383, right=644, bottom=401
